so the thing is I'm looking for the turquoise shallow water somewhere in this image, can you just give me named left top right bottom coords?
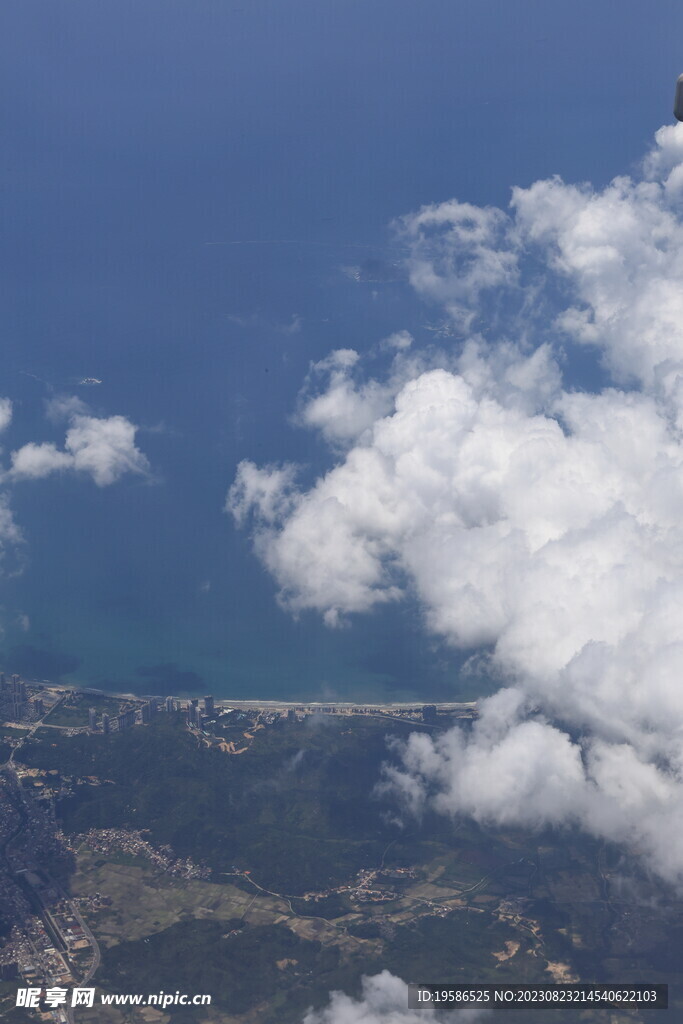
left=3, top=560, right=469, bottom=702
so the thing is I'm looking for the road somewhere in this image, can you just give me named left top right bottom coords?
left=57, top=880, right=101, bottom=986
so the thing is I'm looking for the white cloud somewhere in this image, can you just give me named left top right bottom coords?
left=396, top=199, right=518, bottom=331
left=456, top=339, right=561, bottom=415
left=0, top=393, right=148, bottom=625
left=0, top=493, right=25, bottom=581
left=393, top=123, right=683, bottom=413
left=233, top=368, right=680, bottom=643
left=0, top=494, right=22, bottom=548
left=380, top=331, right=413, bottom=352
left=11, top=411, right=149, bottom=487
left=10, top=442, right=73, bottom=479
left=303, top=972, right=490, bottom=1024
left=0, top=399, right=13, bottom=434
left=296, top=349, right=395, bottom=447
left=228, top=462, right=298, bottom=528
left=64, top=414, right=149, bottom=486
left=230, top=125, right=683, bottom=886
left=380, top=694, right=683, bottom=886
left=509, top=129, right=683, bottom=418
left=45, top=394, right=88, bottom=422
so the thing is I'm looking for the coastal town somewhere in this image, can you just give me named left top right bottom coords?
left=0, top=674, right=669, bottom=1024
left=0, top=672, right=477, bottom=737
left=0, top=673, right=478, bottom=1019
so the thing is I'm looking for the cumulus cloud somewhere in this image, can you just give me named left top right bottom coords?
left=62, top=414, right=149, bottom=485
left=229, top=462, right=299, bottom=528
left=11, top=442, right=73, bottom=479
left=11, top=409, right=149, bottom=486
left=0, top=491, right=26, bottom=581
left=303, top=972, right=489, bottom=1024
left=396, top=200, right=518, bottom=331
left=380, top=331, right=414, bottom=353
left=379, top=693, right=683, bottom=883
left=45, top=394, right=88, bottom=422
left=0, top=399, right=13, bottom=434
left=0, top=494, right=22, bottom=548
left=296, top=349, right=394, bottom=447
left=230, top=124, right=683, bottom=886
left=0, top=393, right=150, bottom=592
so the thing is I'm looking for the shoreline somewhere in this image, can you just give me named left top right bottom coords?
left=42, top=683, right=478, bottom=713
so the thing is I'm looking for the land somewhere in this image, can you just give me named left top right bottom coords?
left=0, top=685, right=678, bottom=1022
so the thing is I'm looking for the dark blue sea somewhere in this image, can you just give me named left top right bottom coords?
left=0, top=0, right=676, bottom=698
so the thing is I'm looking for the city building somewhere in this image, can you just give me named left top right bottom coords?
left=101, top=713, right=110, bottom=735
left=10, top=676, right=26, bottom=701
left=32, top=698, right=44, bottom=718
left=117, top=708, right=136, bottom=731
left=186, top=701, right=200, bottom=727
left=165, top=695, right=175, bottom=713
left=88, top=708, right=97, bottom=731
left=203, top=695, right=214, bottom=715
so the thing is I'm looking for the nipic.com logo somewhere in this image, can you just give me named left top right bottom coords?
left=16, top=987, right=212, bottom=1010
left=16, top=987, right=95, bottom=1008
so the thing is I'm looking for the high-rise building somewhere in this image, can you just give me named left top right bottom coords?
left=165, top=696, right=175, bottom=713
left=10, top=676, right=25, bottom=701
left=11, top=699, right=25, bottom=722
left=141, top=702, right=152, bottom=725
left=186, top=701, right=201, bottom=727
left=287, top=708, right=296, bottom=723
left=33, top=698, right=45, bottom=718
left=10, top=677, right=26, bottom=701
left=203, top=695, right=214, bottom=716
left=0, top=672, right=6, bottom=692
left=88, top=708, right=97, bottom=731
left=101, top=713, right=110, bottom=735
left=117, top=708, right=136, bottom=732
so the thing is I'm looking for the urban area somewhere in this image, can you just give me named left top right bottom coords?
left=0, top=672, right=477, bottom=1021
